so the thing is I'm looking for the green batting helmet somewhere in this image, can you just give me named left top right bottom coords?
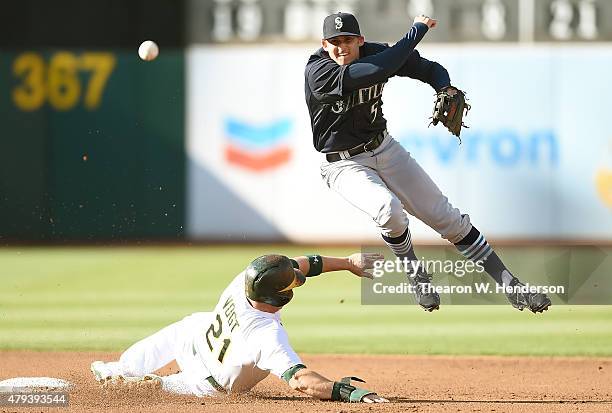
left=244, top=255, right=306, bottom=307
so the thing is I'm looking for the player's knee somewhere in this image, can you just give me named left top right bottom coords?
left=439, top=213, right=472, bottom=244
left=376, top=198, right=408, bottom=237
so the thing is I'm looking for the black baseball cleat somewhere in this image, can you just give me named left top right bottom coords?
left=504, top=278, right=551, bottom=313
left=407, top=271, right=440, bottom=312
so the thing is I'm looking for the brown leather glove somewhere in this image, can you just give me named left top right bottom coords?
left=431, top=86, right=470, bottom=139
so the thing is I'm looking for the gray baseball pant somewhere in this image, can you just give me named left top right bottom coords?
left=320, top=132, right=472, bottom=243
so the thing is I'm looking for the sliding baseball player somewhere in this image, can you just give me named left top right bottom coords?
left=91, top=252, right=387, bottom=403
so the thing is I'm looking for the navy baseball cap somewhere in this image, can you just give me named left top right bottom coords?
left=323, top=12, right=361, bottom=40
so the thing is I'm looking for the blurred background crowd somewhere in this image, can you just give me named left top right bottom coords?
left=1, top=0, right=610, bottom=244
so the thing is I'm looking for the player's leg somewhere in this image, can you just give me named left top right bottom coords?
left=321, top=157, right=408, bottom=235
left=378, top=138, right=550, bottom=313
left=377, top=138, right=471, bottom=243
left=380, top=226, right=440, bottom=311
left=321, top=157, right=439, bottom=311
left=454, top=227, right=551, bottom=312
left=164, top=312, right=222, bottom=397
left=92, top=315, right=192, bottom=381
left=159, top=372, right=220, bottom=397
left=117, top=318, right=186, bottom=376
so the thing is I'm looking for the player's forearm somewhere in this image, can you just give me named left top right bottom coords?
left=289, top=369, right=334, bottom=399
left=289, top=368, right=381, bottom=402
left=292, top=255, right=350, bottom=276
left=321, top=256, right=352, bottom=273
left=344, top=22, right=429, bottom=90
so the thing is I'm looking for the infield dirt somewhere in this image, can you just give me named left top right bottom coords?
left=1, top=351, right=611, bottom=412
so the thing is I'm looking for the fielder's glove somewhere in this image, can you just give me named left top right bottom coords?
left=431, top=86, right=470, bottom=139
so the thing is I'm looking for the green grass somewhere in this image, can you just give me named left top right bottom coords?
left=1, top=246, right=611, bottom=356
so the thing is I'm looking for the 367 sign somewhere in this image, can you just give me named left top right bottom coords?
left=12, top=51, right=116, bottom=112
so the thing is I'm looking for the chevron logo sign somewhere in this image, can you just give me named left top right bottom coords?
left=224, top=117, right=293, bottom=172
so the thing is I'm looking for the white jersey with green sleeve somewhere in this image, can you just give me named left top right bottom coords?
left=189, top=272, right=303, bottom=393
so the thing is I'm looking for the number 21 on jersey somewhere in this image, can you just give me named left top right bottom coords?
left=202, top=296, right=240, bottom=363
left=205, top=314, right=231, bottom=363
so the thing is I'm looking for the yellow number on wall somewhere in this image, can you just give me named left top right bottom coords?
left=80, top=53, right=116, bottom=109
left=12, top=53, right=46, bottom=111
left=12, top=51, right=116, bottom=111
left=47, top=52, right=81, bottom=111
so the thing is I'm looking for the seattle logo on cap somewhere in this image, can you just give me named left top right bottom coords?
left=335, top=16, right=343, bottom=30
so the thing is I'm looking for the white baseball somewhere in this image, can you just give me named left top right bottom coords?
left=138, top=40, right=159, bottom=61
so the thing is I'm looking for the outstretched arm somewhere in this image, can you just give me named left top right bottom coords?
left=307, top=16, right=437, bottom=102
left=342, top=19, right=431, bottom=91
left=290, top=253, right=383, bottom=279
left=287, top=367, right=387, bottom=403
left=396, top=50, right=450, bottom=92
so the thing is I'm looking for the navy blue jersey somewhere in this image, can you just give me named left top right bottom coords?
left=304, top=23, right=451, bottom=153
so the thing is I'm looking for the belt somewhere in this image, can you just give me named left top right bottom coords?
left=205, top=375, right=225, bottom=392
left=325, top=132, right=385, bottom=162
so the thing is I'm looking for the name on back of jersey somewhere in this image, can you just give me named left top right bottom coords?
left=223, top=296, right=240, bottom=333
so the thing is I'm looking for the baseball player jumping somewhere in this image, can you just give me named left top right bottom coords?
left=91, top=252, right=388, bottom=403
left=304, top=12, right=551, bottom=313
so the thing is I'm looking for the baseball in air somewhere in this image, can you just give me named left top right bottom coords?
left=138, top=40, right=159, bottom=61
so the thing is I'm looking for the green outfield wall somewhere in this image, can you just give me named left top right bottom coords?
left=0, top=0, right=186, bottom=242
left=0, top=50, right=185, bottom=240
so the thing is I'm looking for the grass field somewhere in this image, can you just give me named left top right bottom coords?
left=1, top=245, right=611, bottom=356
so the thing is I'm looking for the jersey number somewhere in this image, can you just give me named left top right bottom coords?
left=370, top=100, right=380, bottom=123
left=205, top=314, right=232, bottom=363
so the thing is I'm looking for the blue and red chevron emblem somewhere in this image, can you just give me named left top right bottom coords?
left=224, top=117, right=293, bottom=172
